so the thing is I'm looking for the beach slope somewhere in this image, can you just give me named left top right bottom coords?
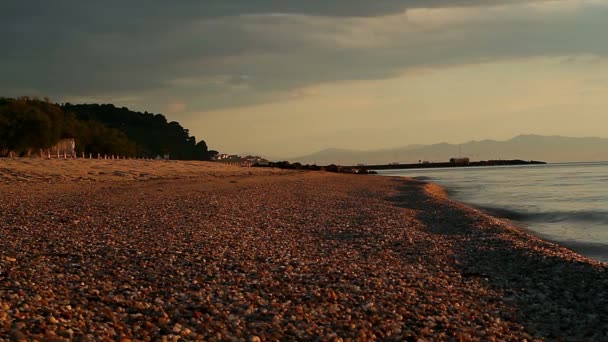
left=0, top=159, right=606, bottom=340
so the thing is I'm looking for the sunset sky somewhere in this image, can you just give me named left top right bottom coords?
left=2, top=0, right=608, bottom=157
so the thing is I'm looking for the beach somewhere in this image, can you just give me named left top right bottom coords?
left=1, top=159, right=607, bottom=341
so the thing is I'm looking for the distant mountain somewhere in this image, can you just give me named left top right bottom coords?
left=291, top=135, right=608, bottom=165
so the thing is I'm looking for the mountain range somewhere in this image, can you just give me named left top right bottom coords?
left=289, top=135, right=608, bottom=165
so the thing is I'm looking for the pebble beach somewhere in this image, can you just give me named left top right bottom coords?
left=1, top=159, right=607, bottom=341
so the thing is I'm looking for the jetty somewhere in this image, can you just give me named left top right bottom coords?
left=348, top=159, right=546, bottom=171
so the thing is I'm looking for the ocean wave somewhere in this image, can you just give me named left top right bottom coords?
left=476, top=206, right=608, bottom=224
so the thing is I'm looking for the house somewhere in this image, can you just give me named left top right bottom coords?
left=449, top=157, right=470, bottom=165
left=43, top=138, right=76, bottom=157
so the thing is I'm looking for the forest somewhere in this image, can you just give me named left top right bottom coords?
left=0, top=97, right=217, bottom=160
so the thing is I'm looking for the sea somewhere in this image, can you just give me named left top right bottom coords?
left=378, top=162, right=608, bottom=263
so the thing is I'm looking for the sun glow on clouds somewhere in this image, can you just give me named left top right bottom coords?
left=189, top=56, right=608, bottom=156
left=4, top=0, right=608, bottom=156
left=172, top=0, right=608, bottom=156
left=167, top=102, right=186, bottom=113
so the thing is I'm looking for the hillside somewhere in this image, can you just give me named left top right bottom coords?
left=292, top=135, right=608, bottom=165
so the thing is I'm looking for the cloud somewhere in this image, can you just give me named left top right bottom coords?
left=184, top=1, right=608, bottom=98
left=0, top=1, right=553, bottom=25
left=1, top=0, right=607, bottom=112
left=167, top=102, right=186, bottom=113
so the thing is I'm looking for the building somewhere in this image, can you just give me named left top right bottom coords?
left=449, top=157, right=470, bottom=165
left=41, top=138, right=76, bottom=157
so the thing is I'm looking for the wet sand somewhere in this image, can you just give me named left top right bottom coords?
left=1, top=159, right=607, bottom=341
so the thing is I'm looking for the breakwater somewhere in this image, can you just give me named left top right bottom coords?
left=351, top=159, right=545, bottom=170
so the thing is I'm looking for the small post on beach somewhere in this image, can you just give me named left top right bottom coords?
left=47, top=151, right=51, bottom=159
left=89, top=153, right=92, bottom=159
left=9, top=151, right=13, bottom=159
left=57, top=150, right=60, bottom=159
left=64, top=152, right=67, bottom=159
left=40, top=149, right=43, bottom=158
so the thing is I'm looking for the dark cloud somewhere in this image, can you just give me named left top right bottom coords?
left=1, top=0, right=547, bottom=24
left=1, top=0, right=605, bottom=111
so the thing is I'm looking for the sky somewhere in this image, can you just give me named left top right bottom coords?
left=2, top=0, right=608, bottom=157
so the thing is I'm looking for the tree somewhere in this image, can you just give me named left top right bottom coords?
left=0, top=97, right=215, bottom=159
left=0, top=97, right=63, bottom=155
left=63, top=103, right=216, bottom=160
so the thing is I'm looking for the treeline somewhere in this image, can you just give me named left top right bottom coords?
left=0, top=97, right=217, bottom=159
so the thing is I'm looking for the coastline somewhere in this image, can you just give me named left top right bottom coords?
left=417, top=176, right=608, bottom=264
left=1, top=159, right=607, bottom=340
left=407, top=175, right=608, bottom=264
left=388, top=175, right=606, bottom=266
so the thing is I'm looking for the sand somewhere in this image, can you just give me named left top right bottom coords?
left=0, top=158, right=282, bottom=184
left=1, top=158, right=607, bottom=341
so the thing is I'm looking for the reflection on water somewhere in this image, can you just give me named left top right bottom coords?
left=379, top=162, right=608, bottom=262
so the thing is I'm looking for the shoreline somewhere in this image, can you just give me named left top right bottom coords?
left=401, top=175, right=608, bottom=264
left=1, top=160, right=607, bottom=340
left=396, top=175, right=606, bottom=263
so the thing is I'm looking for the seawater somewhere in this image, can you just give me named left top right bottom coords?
left=378, top=162, right=608, bottom=262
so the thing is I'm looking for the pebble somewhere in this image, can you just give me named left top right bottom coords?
left=0, top=162, right=606, bottom=340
